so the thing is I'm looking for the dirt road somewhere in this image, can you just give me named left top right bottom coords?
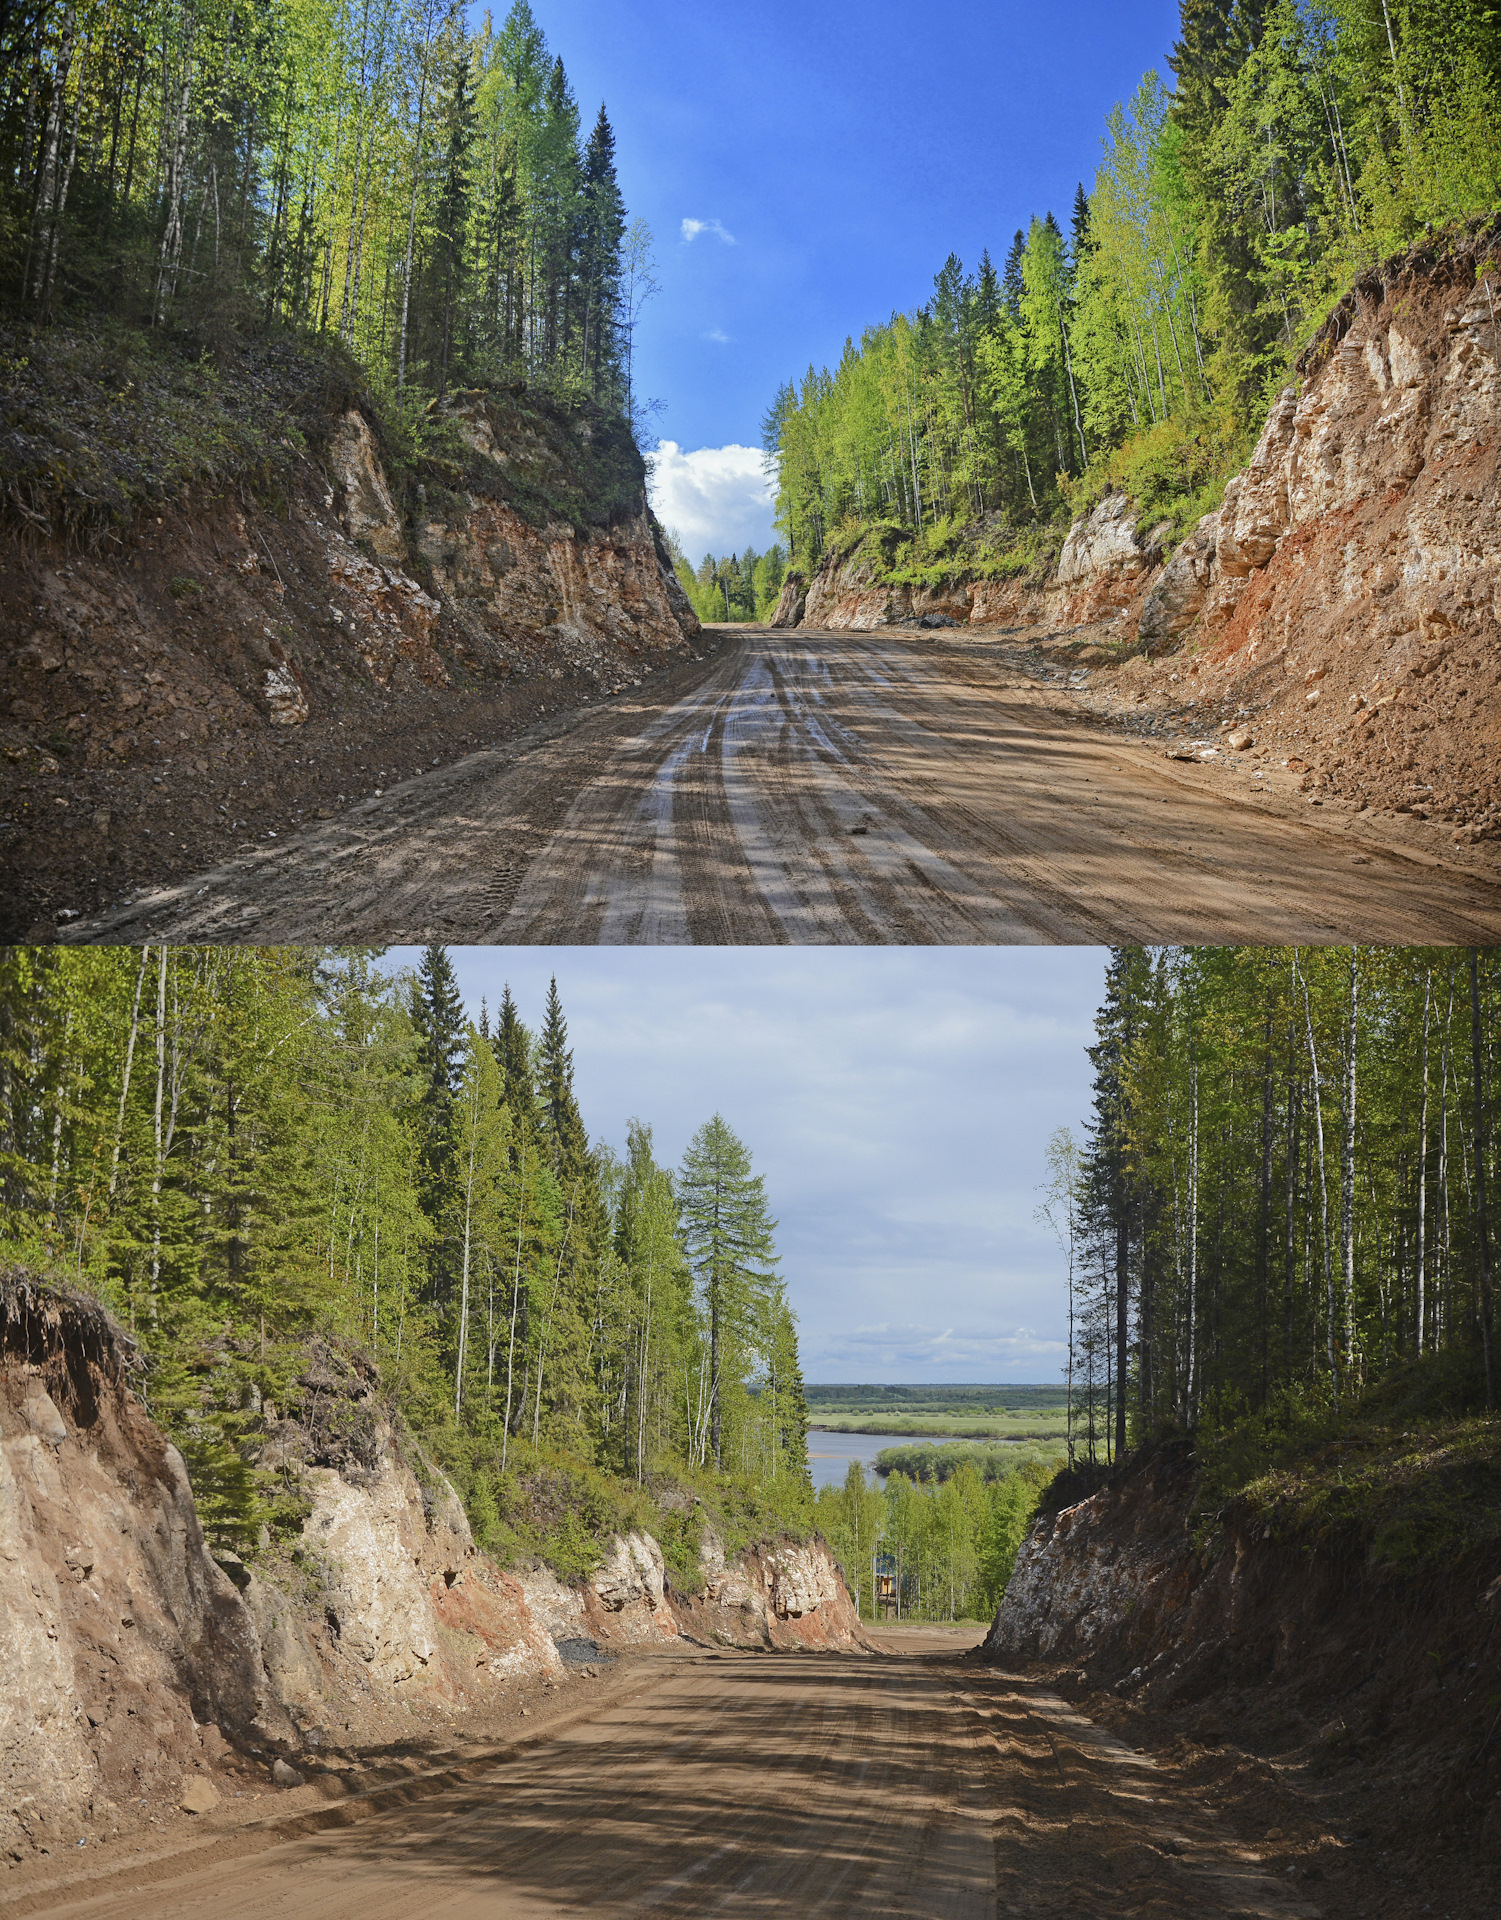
left=65, top=626, right=1501, bottom=945
left=14, top=1634, right=1324, bottom=1920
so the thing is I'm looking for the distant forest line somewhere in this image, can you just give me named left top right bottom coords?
left=805, top=1384, right=1071, bottom=1410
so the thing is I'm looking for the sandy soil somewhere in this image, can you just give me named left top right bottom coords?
left=60, top=623, right=1501, bottom=946
left=4, top=1633, right=1348, bottom=1920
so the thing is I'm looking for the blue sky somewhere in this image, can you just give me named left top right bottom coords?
left=503, top=0, right=1182, bottom=560
left=390, top=948, right=1108, bottom=1382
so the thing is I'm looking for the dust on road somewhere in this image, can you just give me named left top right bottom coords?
left=13, top=1635, right=1322, bottom=1920
left=65, top=626, right=1501, bottom=945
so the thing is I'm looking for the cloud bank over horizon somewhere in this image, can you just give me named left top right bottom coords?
left=649, top=440, right=777, bottom=564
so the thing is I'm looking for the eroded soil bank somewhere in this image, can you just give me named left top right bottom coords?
left=0, top=339, right=701, bottom=939
left=984, top=1442, right=1501, bottom=1918
left=777, top=226, right=1501, bottom=858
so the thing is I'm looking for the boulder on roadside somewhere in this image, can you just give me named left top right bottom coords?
left=271, top=1758, right=304, bottom=1789
left=180, top=1776, right=221, bottom=1815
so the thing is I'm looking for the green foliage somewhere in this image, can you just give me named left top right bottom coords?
left=812, top=1451, right=1053, bottom=1623
left=672, top=542, right=789, bottom=623
left=0, top=946, right=812, bottom=1580
left=765, top=1, right=1501, bottom=569
left=873, top=1438, right=1067, bottom=1483
left=0, top=320, right=336, bottom=541
left=1, top=0, right=645, bottom=450
left=1194, top=1355, right=1501, bottom=1572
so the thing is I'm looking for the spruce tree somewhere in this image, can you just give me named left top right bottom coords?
left=579, top=104, right=626, bottom=397
left=411, top=946, right=466, bottom=1302
left=678, top=1115, right=780, bottom=1471
left=1083, top=947, right=1156, bottom=1464
left=1069, top=183, right=1091, bottom=265
left=495, top=985, right=539, bottom=1148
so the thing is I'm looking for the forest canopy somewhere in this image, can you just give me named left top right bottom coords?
left=1049, top=945, right=1499, bottom=1471
left=764, top=0, right=1501, bottom=570
left=1, top=0, right=652, bottom=415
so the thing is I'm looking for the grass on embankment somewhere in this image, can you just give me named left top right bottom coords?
left=1194, top=1348, right=1501, bottom=1571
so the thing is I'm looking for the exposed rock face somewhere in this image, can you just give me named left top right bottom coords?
left=671, top=1527, right=867, bottom=1651
left=0, top=378, right=702, bottom=936
left=1131, top=233, right=1501, bottom=826
left=795, top=495, right=1161, bottom=633
left=1137, top=510, right=1220, bottom=648
left=0, top=1272, right=865, bottom=1868
left=254, top=1457, right=562, bottom=1719
left=322, top=397, right=699, bottom=696
left=1050, top=492, right=1169, bottom=623
left=326, top=411, right=407, bottom=565
left=518, top=1531, right=680, bottom=1651
left=769, top=572, right=807, bottom=628
left=0, top=1272, right=294, bottom=1862
left=985, top=1460, right=1194, bottom=1667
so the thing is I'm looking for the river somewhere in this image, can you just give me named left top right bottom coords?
left=806, top=1428, right=957, bottom=1491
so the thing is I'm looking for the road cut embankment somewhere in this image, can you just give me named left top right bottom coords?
left=983, top=1441, right=1501, bottom=1882
left=778, top=224, right=1501, bottom=842
left=0, top=1269, right=860, bottom=1865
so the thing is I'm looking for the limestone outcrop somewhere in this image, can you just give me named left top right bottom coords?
left=769, top=572, right=807, bottom=628
left=321, top=397, right=700, bottom=697
left=670, top=1525, right=867, bottom=1651
left=1051, top=492, right=1169, bottom=623
left=517, top=1530, right=679, bottom=1651
left=1128, top=231, right=1501, bottom=827
left=246, top=1442, right=562, bottom=1738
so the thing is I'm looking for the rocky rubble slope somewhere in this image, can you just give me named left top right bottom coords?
left=0, top=351, right=702, bottom=937
left=782, top=226, right=1501, bottom=833
left=0, top=1274, right=861, bottom=1863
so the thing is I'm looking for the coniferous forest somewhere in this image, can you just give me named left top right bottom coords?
left=1, top=0, right=644, bottom=410
left=7, top=942, right=1492, bottom=1624
left=0, top=945, right=813, bottom=1570
left=766, top=0, right=1501, bottom=570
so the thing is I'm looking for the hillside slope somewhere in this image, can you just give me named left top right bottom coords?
left=0, top=326, right=701, bottom=937
left=0, top=1270, right=861, bottom=1865
left=983, top=1426, right=1501, bottom=1912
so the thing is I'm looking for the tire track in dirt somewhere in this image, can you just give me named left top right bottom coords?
left=63, top=627, right=1501, bottom=946
left=16, top=1637, right=1331, bottom=1920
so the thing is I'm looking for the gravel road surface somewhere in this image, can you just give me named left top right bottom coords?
left=63, top=626, right=1501, bottom=945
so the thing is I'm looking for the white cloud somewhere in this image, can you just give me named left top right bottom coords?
left=648, top=441, right=776, bottom=563
left=703, top=327, right=732, bottom=345
left=681, top=216, right=736, bottom=245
